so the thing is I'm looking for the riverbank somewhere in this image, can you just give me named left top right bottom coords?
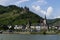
left=2, top=32, right=31, bottom=34
left=30, top=31, right=58, bottom=35
left=1, top=31, right=60, bottom=35
left=0, top=30, right=60, bottom=35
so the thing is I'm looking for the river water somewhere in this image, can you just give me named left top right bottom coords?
left=0, top=34, right=60, bottom=40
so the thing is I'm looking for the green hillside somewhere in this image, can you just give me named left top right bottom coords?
left=47, top=18, right=60, bottom=26
left=51, top=18, right=60, bottom=26
left=0, top=5, right=43, bottom=25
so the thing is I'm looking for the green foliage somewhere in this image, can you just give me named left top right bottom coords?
left=0, top=5, right=43, bottom=25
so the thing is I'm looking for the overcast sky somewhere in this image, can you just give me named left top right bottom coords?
left=0, top=0, right=60, bottom=19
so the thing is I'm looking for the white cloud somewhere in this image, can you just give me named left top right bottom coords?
left=14, top=0, right=29, bottom=5
left=46, top=7, right=53, bottom=16
left=32, top=5, right=41, bottom=11
left=0, top=0, right=29, bottom=6
left=32, top=5, right=46, bottom=15
left=32, top=0, right=47, bottom=6
left=54, top=16, right=60, bottom=18
left=32, top=5, right=53, bottom=16
left=0, top=0, right=16, bottom=6
left=37, top=0, right=47, bottom=4
left=40, top=10, right=46, bottom=15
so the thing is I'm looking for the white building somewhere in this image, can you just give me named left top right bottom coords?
left=30, top=25, right=41, bottom=32
left=8, top=25, right=12, bottom=29
left=14, top=25, right=22, bottom=30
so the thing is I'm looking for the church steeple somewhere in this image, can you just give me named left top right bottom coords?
left=43, top=15, right=47, bottom=26
left=45, top=15, right=46, bottom=20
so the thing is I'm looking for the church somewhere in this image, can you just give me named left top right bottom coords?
left=40, top=15, right=48, bottom=31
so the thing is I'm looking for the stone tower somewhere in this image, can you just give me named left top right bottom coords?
left=24, top=6, right=29, bottom=13
left=43, top=15, right=48, bottom=30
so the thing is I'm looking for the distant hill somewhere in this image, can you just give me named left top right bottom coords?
left=0, top=5, right=43, bottom=25
left=51, top=18, right=60, bottom=26
left=47, top=18, right=60, bottom=26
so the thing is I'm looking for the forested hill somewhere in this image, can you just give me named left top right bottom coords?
left=0, top=5, right=43, bottom=25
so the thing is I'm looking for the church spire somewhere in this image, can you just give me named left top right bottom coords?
left=45, top=15, right=46, bottom=20
left=43, top=15, right=47, bottom=26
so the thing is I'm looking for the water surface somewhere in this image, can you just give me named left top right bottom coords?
left=0, top=34, right=59, bottom=40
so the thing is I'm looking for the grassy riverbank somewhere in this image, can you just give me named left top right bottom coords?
left=30, top=32, right=58, bottom=35
left=1, top=31, right=60, bottom=35
left=2, top=32, right=30, bottom=34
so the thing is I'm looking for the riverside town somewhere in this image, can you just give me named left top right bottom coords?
left=0, top=15, right=60, bottom=34
left=0, top=6, right=60, bottom=34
